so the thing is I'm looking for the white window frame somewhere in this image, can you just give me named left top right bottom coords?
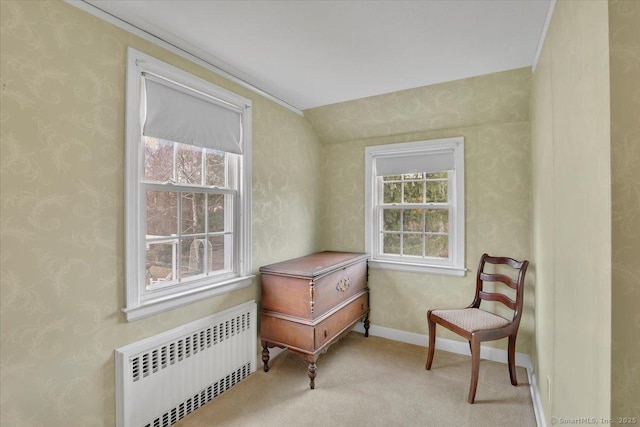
left=365, top=137, right=466, bottom=276
left=123, top=48, right=253, bottom=321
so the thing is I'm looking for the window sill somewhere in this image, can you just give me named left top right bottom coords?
left=123, top=274, right=255, bottom=321
left=368, top=259, right=467, bottom=277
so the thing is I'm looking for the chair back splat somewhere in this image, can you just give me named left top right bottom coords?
left=472, top=255, right=528, bottom=321
left=425, top=253, right=529, bottom=403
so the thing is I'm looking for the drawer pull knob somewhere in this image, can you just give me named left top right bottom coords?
left=324, top=329, right=328, bottom=338
left=336, top=276, right=351, bottom=292
left=361, top=303, right=364, bottom=310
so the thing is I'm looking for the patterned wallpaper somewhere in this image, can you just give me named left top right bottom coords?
left=0, top=1, right=321, bottom=425
left=314, top=69, right=533, bottom=351
left=609, top=0, right=640, bottom=419
left=305, top=67, right=531, bottom=145
left=531, top=0, right=612, bottom=422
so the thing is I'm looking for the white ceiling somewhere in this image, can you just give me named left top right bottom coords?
left=85, top=0, right=552, bottom=111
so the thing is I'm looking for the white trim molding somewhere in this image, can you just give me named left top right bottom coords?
left=123, top=275, right=254, bottom=321
left=528, top=369, right=548, bottom=427
left=532, top=0, right=556, bottom=73
left=368, top=259, right=467, bottom=276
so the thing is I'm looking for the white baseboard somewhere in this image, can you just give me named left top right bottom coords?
left=528, top=369, right=547, bottom=427
left=353, top=322, right=546, bottom=427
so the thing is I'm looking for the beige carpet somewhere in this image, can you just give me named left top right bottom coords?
left=175, top=332, right=536, bottom=427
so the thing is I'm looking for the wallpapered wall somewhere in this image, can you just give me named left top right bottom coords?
left=0, top=1, right=322, bottom=426
left=531, top=0, right=611, bottom=423
left=610, top=0, right=640, bottom=419
left=305, top=68, right=531, bottom=145
left=307, top=68, right=534, bottom=351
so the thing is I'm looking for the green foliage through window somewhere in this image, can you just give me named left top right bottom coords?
left=379, top=171, right=450, bottom=259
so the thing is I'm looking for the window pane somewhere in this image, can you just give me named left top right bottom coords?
left=383, top=233, right=400, bottom=255
left=426, top=171, right=448, bottom=179
left=181, top=237, right=205, bottom=279
left=382, top=209, right=401, bottom=231
left=144, top=137, right=173, bottom=182
left=205, top=150, right=226, bottom=187
left=425, top=235, right=448, bottom=258
left=146, top=190, right=177, bottom=236
left=403, top=173, right=423, bottom=180
left=403, top=181, right=423, bottom=203
left=425, top=209, right=449, bottom=233
left=208, top=194, right=225, bottom=233
left=176, top=143, right=202, bottom=185
left=403, top=234, right=423, bottom=256
left=181, top=192, right=205, bottom=235
left=209, top=236, right=225, bottom=272
left=425, top=180, right=448, bottom=203
left=146, top=241, right=176, bottom=286
left=382, top=175, right=401, bottom=181
left=383, top=182, right=401, bottom=203
left=403, top=209, right=423, bottom=232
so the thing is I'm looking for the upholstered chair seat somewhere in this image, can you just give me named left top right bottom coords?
left=430, top=308, right=510, bottom=333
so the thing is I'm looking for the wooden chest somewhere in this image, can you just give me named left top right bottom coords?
left=259, top=251, right=369, bottom=388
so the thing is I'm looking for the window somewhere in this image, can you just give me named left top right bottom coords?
left=364, top=137, right=465, bottom=276
left=124, top=48, right=253, bottom=321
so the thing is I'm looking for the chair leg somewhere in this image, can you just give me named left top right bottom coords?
left=468, top=336, right=481, bottom=404
left=508, top=334, right=518, bottom=386
left=425, top=316, right=436, bottom=370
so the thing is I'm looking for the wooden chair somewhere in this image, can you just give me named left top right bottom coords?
left=425, top=253, right=529, bottom=403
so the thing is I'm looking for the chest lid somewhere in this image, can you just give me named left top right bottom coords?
left=259, top=251, right=368, bottom=279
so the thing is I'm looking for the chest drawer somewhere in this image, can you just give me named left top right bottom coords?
left=315, top=292, right=369, bottom=349
left=260, top=290, right=369, bottom=354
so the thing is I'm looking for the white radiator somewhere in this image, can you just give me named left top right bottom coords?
left=115, top=301, right=257, bottom=427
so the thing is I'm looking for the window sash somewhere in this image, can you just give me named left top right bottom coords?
left=142, top=182, right=236, bottom=283
left=143, top=189, right=233, bottom=264
left=380, top=173, right=449, bottom=204
left=143, top=137, right=231, bottom=188
left=375, top=203, right=453, bottom=263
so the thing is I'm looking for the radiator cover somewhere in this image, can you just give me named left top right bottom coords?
left=115, top=301, right=257, bottom=427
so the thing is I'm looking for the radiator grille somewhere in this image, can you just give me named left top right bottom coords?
left=143, top=363, right=251, bottom=427
left=129, top=313, right=251, bottom=383
left=115, top=301, right=257, bottom=427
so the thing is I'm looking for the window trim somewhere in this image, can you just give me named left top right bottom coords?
left=364, top=137, right=466, bottom=276
left=123, top=48, right=253, bottom=321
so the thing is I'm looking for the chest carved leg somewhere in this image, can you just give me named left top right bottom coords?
left=261, top=342, right=270, bottom=372
left=308, top=362, right=317, bottom=389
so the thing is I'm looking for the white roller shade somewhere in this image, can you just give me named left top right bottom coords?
left=142, top=74, right=244, bottom=154
left=374, top=149, right=454, bottom=176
